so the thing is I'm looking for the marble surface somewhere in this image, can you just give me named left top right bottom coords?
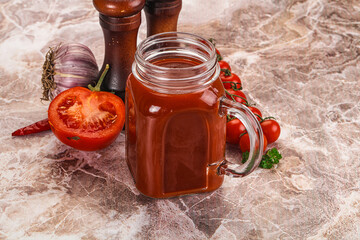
left=1, top=0, right=360, bottom=239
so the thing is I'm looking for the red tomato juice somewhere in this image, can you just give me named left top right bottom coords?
left=125, top=58, right=226, bottom=198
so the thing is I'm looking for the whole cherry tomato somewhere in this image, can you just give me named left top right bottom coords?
left=220, top=71, right=242, bottom=90
left=247, top=106, right=262, bottom=121
left=239, top=133, right=268, bottom=153
left=215, top=48, right=221, bottom=56
left=225, top=89, right=247, bottom=104
left=260, top=119, right=281, bottom=144
left=226, top=118, right=246, bottom=145
left=218, top=60, right=231, bottom=72
left=48, top=65, right=125, bottom=151
left=215, top=48, right=223, bottom=61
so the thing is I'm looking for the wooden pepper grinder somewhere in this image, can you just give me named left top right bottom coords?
left=93, top=0, right=145, bottom=100
left=144, top=0, right=182, bottom=37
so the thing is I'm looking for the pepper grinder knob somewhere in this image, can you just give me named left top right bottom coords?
left=144, top=0, right=182, bottom=37
left=93, top=0, right=145, bottom=100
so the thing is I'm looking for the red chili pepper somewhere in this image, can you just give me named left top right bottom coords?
left=12, top=118, right=51, bottom=136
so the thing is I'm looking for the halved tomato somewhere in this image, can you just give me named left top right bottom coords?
left=48, top=86, right=125, bottom=151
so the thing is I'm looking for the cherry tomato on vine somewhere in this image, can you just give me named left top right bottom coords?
left=48, top=65, right=125, bottom=151
left=239, top=133, right=268, bottom=153
left=220, top=71, right=242, bottom=90
left=226, top=118, right=246, bottom=145
left=225, top=89, right=247, bottom=104
left=260, top=119, right=281, bottom=144
left=215, top=49, right=223, bottom=61
left=215, top=48, right=221, bottom=56
left=218, top=60, right=231, bottom=72
left=247, top=106, right=262, bottom=121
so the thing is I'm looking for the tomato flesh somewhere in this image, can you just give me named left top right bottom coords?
left=57, top=96, right=117, bottom=131
left=48, top=86, right=125, bottom=151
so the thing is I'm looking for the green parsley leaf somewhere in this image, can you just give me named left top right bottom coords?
left=259, top=154, right=273, bottom=169
left=266, top=148, right=282, bottom=164
left=242, top=148, right=282, bottom=169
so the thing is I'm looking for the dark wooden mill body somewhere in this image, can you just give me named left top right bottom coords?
left=93, top=0, right=182, bottom=100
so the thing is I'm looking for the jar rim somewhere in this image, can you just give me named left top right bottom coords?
left=135, top=32, right=217, bottom=74
left=133, top=32, right=219, bottom=93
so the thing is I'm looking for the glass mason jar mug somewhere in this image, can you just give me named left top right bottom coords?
left=125, top=32, right=264, bottom=198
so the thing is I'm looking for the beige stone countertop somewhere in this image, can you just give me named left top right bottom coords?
left=1, top=0, right=359, bottom=239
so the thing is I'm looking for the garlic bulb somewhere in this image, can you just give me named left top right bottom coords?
left=41, top=43, right=99, bottom=101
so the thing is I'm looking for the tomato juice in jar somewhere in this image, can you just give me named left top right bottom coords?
left=126, top=32, right=264, bottom=198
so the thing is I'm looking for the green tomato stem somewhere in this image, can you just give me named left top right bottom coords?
left=254, top=113, right=262, bottom=119
left=224, top=89, right=248, bottom=104
left=88, top=64, right=109, bottom=92
left=259, top=116, right=276, bottom=123
left=221, top=68, right=232, bottom=76
left=208, top=38, right=216, bottom=45
left=222, top=81, right=242, bottom=91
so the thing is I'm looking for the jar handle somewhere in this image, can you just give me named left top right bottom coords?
left=218, top=97, right=264, bottom=177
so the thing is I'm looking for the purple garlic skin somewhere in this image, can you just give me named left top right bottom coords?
left=50, top=43, right=99, bottom=99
